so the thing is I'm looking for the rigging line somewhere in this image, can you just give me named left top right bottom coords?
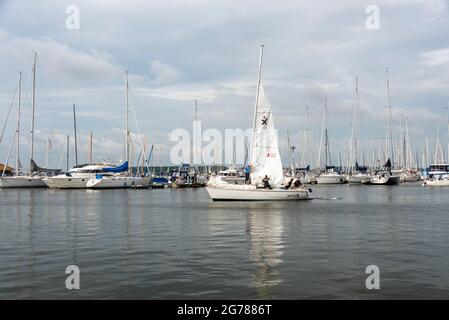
left=127, top=86, right=151, bottom=174
left=0, top=85, right=18, bottom=144
left=2, top=71, right=32, bottom=176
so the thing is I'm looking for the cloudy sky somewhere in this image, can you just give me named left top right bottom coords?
left=1, top=0, right=449, bottom=168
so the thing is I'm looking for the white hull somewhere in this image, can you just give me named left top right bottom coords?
left=369, top=175, right=401, bottom=185
left=87, top=176, right=150, bottom=189
left=206, top=185, right=310, bottom=201
left=347, top=174, right=369, bottom=184
left=316, top=175, right=343, bottom=184
left=424, top=179, right=449, bottom=187
left=401, top=175, right=420, bottom=183
left=0, top=176, right=47, bottom=188
left=43, top=176, right=90, bottom=189
left=299, top=175, right=317, bottom=184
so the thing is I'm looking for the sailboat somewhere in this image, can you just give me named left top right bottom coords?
left=368, top=158, right=401, bottom=185
left=1, top=53, right=48, bottom=188
left=367, top=67, right=400, bottom=185
left=346, top=77, right=369, bottom=184
left=316, top=99, right=344, bottom=184
left=206, top=45, right=310, bottom=201
left=86, top=71, right=150, bottom=189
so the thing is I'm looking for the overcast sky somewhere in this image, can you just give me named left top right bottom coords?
left=1, top=0, right=449, bottom=168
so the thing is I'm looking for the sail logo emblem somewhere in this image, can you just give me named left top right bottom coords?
left=266, top=152, right=276, bottom=158
left=261, top=115, right=268, bottom=126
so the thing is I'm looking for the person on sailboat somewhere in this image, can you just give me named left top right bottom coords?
left=262, top=175, right=272, bottom=189
left=285, top=178, right=294, bottom=189
left=244, top=164, right=251, bottom=184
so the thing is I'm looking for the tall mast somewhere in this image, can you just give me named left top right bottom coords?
left=125, top=71, right=130, bottom=174
left=66, top=135, right=70, bottom=172
left=385, top=66, right=394, bottom=167
left=304, top=106, right=309, bottom=167
left=29, top=52, right=37, bottom=172
left=301, top=106, right=310, bottom=168
left=249, top=44, right=264, bottom=164
left=16, top=71, right=22, bottom=176
left=191, top=99, right=197, bottom=167
left=46, top=137, right=49, bottom=168
left=349, top=77, right=359, bottom=172
left=445, top=106, right=449, bottom=163
left=324, top=98, right=329, bottom=169
left=317, top=102, right=326, bottom=170
left=195, top=99, right=198, bottom=123
left=89, top=131, right=93, bottom=164
left=287, top=129, right=295, bottom=175
left=73, top=104, right=78, bottom=166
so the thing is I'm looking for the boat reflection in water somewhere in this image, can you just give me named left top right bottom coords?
left=246, top=207, right=284, bottom=299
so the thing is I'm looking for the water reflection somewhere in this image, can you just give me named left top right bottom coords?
left=246, top=206, right=284, bottom=299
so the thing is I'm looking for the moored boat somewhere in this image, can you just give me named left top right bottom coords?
left=367, top=169, right=401, bottom=185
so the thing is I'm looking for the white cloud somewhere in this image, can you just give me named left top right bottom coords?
left=149, top=60, right=182, bottom=85
left=421, top=48, right=449, bottom=66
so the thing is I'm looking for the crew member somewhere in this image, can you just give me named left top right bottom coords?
left=262, top=175, right=272, bottom=189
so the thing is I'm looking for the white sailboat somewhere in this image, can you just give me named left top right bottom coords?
left=206, top=45, right=310, bottom=201
left=346, top=77, right=369, bottom=184
left=367, top=68, right=400, bottom=186
left=85, top=71, right=150, bottom=189
left=1, top=54, right=47, bottom=188
left=316, top=99, right=344, bottom=185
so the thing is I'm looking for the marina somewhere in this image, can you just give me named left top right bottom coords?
left=1, top=0, right=449, bottom=302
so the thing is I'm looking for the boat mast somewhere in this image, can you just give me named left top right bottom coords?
left=249, top=44, right=264, bottom=164
left=73, top=104, right=78, bottom=166
left=287, top=129, right=295, bottom=175
left=301, top=106, right=310, bottom=168
left=385, top=66, right=395, bottom=168
left=89, top=131, right=93, bottom=164
left=125, top=70, right=130, bottom=175
left=66, top=135, right=70, bottom=172
left=46, top=137, right=49, bottom=168
left=317, top=102, right=326, bottom=170
left=29, top=52, right=37, bottom=173
left=445, top=106, right=449, bottom=163
left=349, top=77, right=359, bottom=173
left=324, top=98, right=329, bottom=169
left=16, top=72, right=22, bottom=176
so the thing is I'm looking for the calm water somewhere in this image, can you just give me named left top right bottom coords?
left=0, top=184, right=448, bottom=299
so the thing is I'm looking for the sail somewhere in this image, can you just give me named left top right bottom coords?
left=30, top=159, right=62, bottom=175
left=249, top=85, right=285, bottom=186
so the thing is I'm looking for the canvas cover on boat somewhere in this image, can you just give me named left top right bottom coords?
left=102, top=161, right=128, bottom=173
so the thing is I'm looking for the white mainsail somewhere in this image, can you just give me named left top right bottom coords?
left=249, top=85, right=284, bottom=186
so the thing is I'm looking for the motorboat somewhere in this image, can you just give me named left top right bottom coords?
left=208, top=168, right=246, bottom=186
left=423, top=174, right=449, bottom=187
left=43, top=163, right=117, bottom=189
